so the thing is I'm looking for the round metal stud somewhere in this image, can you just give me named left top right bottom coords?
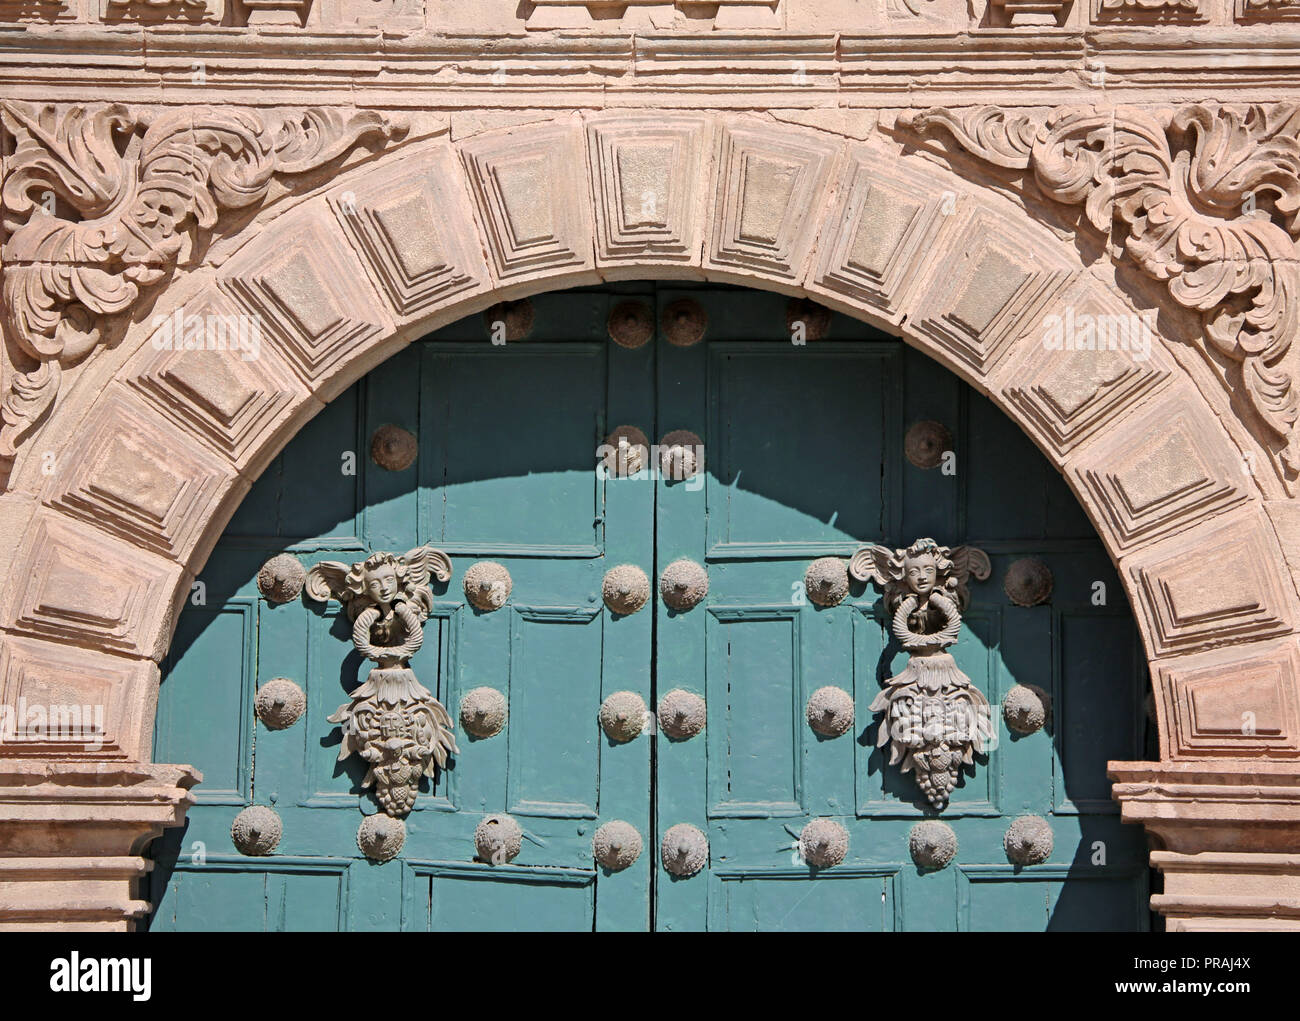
left=1004, top=557, right=1053, bottom=607
left=602, top=425, right=650, bottom=477
left=799, top=819, right=849, bottom=868
left=482, top=298, right=534, bottom=341
left=608, top=300, right=654, bottom=349
left=787, top=298, right=832, bottom=342
left=602, top=564, right=650, bottom=616
left=657, top=689, right=706, bottom=741
left=357, top=814, right=406, bottom=862
left=592, top=821, right=643, bottom=872
left=661, top=823, right=708, bottom=877
left=909, top=820, right=957, bottom=870
left=600, top=691, right=648, bottom=743
left=460, top=686, right=508, bottom=739
left=1004, top=815, right=1053, bottom=865
left=658, top=430, right=703, bottom=481
left=464, top=561, right=511, bottom=612
left=806, top=685, right=855, bottom=738
left=231, top=806, right=282, bottom=857
left=475, top=813, right=523, bottom=865
left=804, top=557, right=849, bottom=607
left=369, top=424, right=418, bottom=471
left=257, top=554, right=304, bottom=604
left=659, top=558, right=708, bottom=611
left=255, top=677, right=306, bottom=731
left=663, top=298, right=707, bottom=347
left=904, top=420, right=953, bottom=470
left=1002, top=683, right=1051, bottom=735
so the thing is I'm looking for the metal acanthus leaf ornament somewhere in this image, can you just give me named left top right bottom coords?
left=850, top=538, right=994, bottom=810
left=306, top=545, right=458, bottom=818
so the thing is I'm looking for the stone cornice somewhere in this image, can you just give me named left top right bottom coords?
left=9, top=29, right=1300, bottom=104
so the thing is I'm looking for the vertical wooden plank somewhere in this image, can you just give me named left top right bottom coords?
left=596, top=289, right=655, bottom=931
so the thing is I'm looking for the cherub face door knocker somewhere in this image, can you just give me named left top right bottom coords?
left=850, top=539, right=993, bottom=810
left=306, top=546, right=459, bottom=820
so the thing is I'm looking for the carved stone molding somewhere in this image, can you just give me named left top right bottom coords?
left=0, top=103, right=407, bottom=466
left=905, top=103, right=1300, bottom=487
left=0, top=760, right=200, bottom=931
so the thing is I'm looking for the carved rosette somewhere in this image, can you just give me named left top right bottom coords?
left=0, top=103, right=407, bottom=463
left=305, top=545, right=459, bottom=818
left=851, top=538, right=993, bottom=809
left=905, top=103, right=1300, bottom=484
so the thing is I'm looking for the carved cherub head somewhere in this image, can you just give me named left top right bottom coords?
left=306, top=546, right=453, bottom=622
left=850, top=538, right=990, bottom=612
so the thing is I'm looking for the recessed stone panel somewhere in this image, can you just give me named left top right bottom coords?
left=329, top=151, right=491, bottom=318
left=0, top=634, right=156, bottom=760
left=705, top=123, right=840, bottom=283
left=811, top=148, right=950, bottom=322
left=220, top=218, right=389, bottom=386
left=995, top=288, right=1172, bottom=456
left=1072, top=400, right=1249, bottom=555
left=124, top=291, right=310, bottom=475
left=1124, top=510, right=1296, bottom=657
left=910, top=211, right=1074, bottom=380
left=588, top=114, right=710, bottom=268
left=459, top=123, right=595, bottom=281
left=42, top=392, right=242, bottom=564
left=1155, top=639, right=1300, bottom=757
left=3, top=513, right=183, bottom=661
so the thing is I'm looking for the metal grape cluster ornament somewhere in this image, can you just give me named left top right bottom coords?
left=851, top=538, right=993, bottom=810
left=306, top=546, right=459, bottom=817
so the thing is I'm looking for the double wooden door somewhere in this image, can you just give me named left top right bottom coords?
left=150, top=284, right=1153, bottom=931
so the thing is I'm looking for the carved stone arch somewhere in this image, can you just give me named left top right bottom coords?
left=3, top=108, right=1299, bottom=930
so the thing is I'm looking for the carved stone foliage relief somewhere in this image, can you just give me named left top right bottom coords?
left=905, top=103, right=1300, bottom=486
left=0, top=103, right=406, bottom=465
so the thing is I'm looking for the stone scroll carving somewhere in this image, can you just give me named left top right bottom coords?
left=851, top=538, right=993, bottom=810
left=305, top=546, right=459, bottom=817
left=902, top=103, right=1300, bottom=484
left=0, top=102, right=407, bottom=465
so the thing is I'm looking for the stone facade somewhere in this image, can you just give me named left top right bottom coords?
left=2, top=1, right=1300, bottom=930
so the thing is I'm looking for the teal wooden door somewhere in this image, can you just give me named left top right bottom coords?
left=651, top=288, right=1151, bottom=931
left=149, top=283, right=1153, bottom=932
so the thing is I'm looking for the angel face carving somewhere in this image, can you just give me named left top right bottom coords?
left=851, top=538, right=993, bottom=810
left=305, top=546, right=458, bottom=819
